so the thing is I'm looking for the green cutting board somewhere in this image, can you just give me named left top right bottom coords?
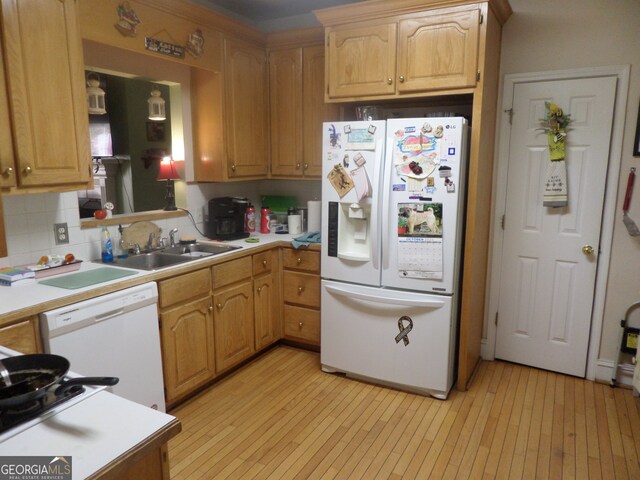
left=39, top=267, right=137, bottom=289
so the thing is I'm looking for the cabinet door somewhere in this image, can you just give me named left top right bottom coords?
left=0, top=0, right=91, bottom=187
left=0, top=317, right=41, bottom=354
left=269, top=48, right=303, bottom=177
left=303, top=45, right=340, bottom=178
left=160, top=297, right=215, bottom=403
left=0, top=34, right=15, bottom=188
left=254, top=273, right=279, bottom=350
left=397, top=9, right=480, bottom=93
left=213, top=281, right=255, bottom=372
left=223, top=38, right=268, bottom=178
left=327, top=22, right=397, bottom=99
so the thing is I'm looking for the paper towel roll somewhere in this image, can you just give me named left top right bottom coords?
left=307, top=200, right=321, bottom=232
left=288, top=214, right=302, bottom=235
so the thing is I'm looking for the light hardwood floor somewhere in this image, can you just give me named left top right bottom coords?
left=168, top=346, right=640, bottom=479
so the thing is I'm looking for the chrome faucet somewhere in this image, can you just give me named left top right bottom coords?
left=169, top=228, right=178, bottom=247
left=147, top=232, right=156, bottom=250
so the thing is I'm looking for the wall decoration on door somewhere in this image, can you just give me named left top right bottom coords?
left=392, top=125, right=441, bottom=180
left=115, top=2, right=141, bottom=37
left=540, top=102, right=572, bottom=207
left=327, top=164, right=354, bottom=198
left=345, top=127, right=376, bottom=150
left=395, top=316, right=413, bottom=346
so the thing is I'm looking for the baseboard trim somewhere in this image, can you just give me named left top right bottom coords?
left=595, top=358, right=634, bottom=386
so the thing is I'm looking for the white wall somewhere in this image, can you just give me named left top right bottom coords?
left=496, top=0, right=640, bottom=362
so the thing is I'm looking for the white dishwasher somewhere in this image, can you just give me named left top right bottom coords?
left=40, top=281, right=166, bottom=412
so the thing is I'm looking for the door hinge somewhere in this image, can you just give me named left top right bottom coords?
left=501, top=214, right=505, bottom=230
left=476, top=71, right=481, bottom=82
left=504, top=108, right=513, bottom=125
left=495, top=312, right=498, bottom=326
left=480, top=13, right=484, bottom=24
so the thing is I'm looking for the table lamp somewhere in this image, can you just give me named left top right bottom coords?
left=157, top=156, right=179, bottom=211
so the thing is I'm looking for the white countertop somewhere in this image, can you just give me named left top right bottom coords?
left=0, top=391, right=178, bottom=479
left=0, top=233, right=303, bottom=318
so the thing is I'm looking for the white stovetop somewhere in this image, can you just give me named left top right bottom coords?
left=0, top=233, right=298, bottom=317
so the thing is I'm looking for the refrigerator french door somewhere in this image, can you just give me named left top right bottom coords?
left=320, top=117, right=468, bottom=399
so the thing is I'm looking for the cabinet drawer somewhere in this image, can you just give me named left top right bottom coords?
left=212, top=256, right=252, bottom=289
left=158, top=268, right=211, bottom=309
left=283, top=271, right=320, bottom=307
left=253, top=250, right=273, bottom=275
left=282, top=248, right=319, bottom=272
left=284, top=305, right=320, bottom=345
left=0, top=317, right=41, bottom=354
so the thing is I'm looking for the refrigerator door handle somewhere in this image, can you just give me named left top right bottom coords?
left=325, top=284, right=446, bottom=308
left=381, top=138, right=391, bottom=270
left=370, top=136, right=385, bottom=270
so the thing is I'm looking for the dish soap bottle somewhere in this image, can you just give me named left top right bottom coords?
left=101, top=227, right=114, bottom=263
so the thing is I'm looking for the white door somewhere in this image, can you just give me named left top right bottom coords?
left=495, top=76, right=617, bottom=376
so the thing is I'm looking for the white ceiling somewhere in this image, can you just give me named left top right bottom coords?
left=197, top=0, right=361, bottom=24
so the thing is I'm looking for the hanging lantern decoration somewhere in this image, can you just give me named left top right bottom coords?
left=148, top=86, right=166, bottom=121
left=86, top=72, right=107, bottom=115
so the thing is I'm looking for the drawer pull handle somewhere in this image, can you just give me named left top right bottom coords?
left=298, top=286, right=304, bottom=294
left=296, top=258, right=302, bottom=264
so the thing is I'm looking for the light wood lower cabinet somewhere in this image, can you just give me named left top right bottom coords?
left=213, top=280, right=254, bottom=373
left=0, top=316, right=41, bottom=354
left=254, top=273, right=279, bottom=351
left=281, top=248, right=320, bottom=346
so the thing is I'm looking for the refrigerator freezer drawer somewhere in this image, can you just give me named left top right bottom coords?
left=321, top=280, right=456, bottom=399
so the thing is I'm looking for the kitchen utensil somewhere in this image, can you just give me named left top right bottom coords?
left=0, top=354, right=118, bottom=409
left=623, top=167, right=640, bottom=236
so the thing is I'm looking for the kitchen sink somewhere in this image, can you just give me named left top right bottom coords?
left=160, top=243, right=242, bottom=257
left=107, top=252, right=195, bottom=271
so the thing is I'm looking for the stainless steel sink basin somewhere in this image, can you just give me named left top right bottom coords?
left=161, top=243, right=242, bottom=257
left=108, top=252, right=195, bottom=271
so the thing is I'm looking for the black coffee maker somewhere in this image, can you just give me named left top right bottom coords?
left=205, top=197, right=250, bottom=240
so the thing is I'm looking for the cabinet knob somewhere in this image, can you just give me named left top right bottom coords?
left=296, top=257, right=302, bottom=264
left=209, top=305, right=214, bottom=312
left=23, top=165, right=32, bottom=174
left=387, top=78, right=393, bottom=85
left=298, top=286, right=304, bottom=294
left=257, top=286, right=262, bottom=293
left=231, top=164, right=236, bottom=172
left=399, top=75, right=405, bottom=83
left=263, top=260, right=267, bottom=267
left=299, top=321, right=304, bottom=329
left=1, top=167, right=13, bottom=177
left=217, top=303, right=222, bottom=310
left=296, top=163, right=301, bottom=169
left=303, top=163, right=308, bottom=170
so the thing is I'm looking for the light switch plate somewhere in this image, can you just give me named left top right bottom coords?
left=54, top=222, right=69, bottom=245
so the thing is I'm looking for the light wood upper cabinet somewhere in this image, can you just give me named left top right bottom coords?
left=269, top=43, right=340, bottom=179
left=0, top=0, right=91, bottom=189
left=223, top=38, right=269, bottom=179
left=327, top=22, right=397, bottom=99
left=397, top=9, right=480, bottom=92
left=323, top=5, right=481, bottom=101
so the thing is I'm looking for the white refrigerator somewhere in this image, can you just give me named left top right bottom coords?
left=320, top=117, right=468, bottom=399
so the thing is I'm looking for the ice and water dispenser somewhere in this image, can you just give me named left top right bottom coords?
left=327, top=201, right=371, bottom=261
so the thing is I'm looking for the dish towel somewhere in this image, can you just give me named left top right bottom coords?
left=543, top=130, right=568, bottom=208
left=292, top=231, right=321, bottom=249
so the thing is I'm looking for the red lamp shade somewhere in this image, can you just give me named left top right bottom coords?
left=157, top=157, right=179, bottom=180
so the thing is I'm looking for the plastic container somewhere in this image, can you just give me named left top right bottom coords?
left=101, top=227, right=114, bottom=263
left=260, top=206, right=271, bottom=234
left=245, top=204, right=256, bottom=233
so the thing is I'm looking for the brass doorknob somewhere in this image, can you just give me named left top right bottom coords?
left=582, top=245, right=594, bottom=255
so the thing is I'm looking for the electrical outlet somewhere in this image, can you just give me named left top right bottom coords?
left=54, top=223, right=69, bottom=245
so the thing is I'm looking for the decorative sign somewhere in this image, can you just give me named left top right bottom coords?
left=144, top=37, right=185, bottom=58
left=115, top=1, right=141, bottom=37
left=186, top=29, right=205, bottom=58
